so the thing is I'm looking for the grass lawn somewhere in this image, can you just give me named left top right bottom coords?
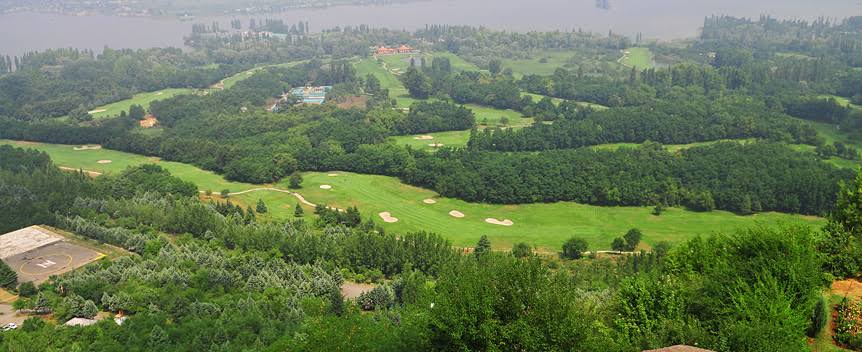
left=88, top=88, right=195, bottom=119
left=1, top=139, right=824, bottom=251
left=620, top=47, right=654, bottom=70
left=467, top=104, right=531, bottom=128
left=280, top=172, right=824, bottom=251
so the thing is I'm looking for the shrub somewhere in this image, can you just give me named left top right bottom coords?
left=512, top=242, right=532, bottom=258
left=808, top=296, right=829, bottom=337
left=17, top=282, right=37, bottom=297
left=357, top=285, right=394, bottom=311
left=0, top=260, right=17, bottom=289
left=561, top=237, right=588, bottom=259
left=835, top=298, right=862, bottom=349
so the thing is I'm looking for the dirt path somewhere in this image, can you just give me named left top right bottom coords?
left=201, top=188, right=344, bottom=212
left=58, top=166, right=103, bottom=177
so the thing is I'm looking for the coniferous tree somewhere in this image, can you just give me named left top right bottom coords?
left=0, top=260, right=17, bottom=289
left=474, top=235, right=491, bottom=257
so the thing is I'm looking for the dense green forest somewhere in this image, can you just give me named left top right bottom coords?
left=1, top=14, right=862, bottom=350
left=0, top=140, right=861, bottom=350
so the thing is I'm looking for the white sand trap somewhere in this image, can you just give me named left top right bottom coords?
left=449, top=210, right=465, bottom=218
left=378, top=212, right=399, bottom=223
left=73, top=145, right=102, bottom=151
left=155, top=92, right=164, bottom=96
left=97, top=160, right=112, bottom=164
left=423, top=199, right=437, bottom=204
left=319, top=185, right=332, bottom=190
left=485, top=218, right=514, bottom=226
left=327, top=173, right=339, bottom=177
left=429, top=143, right=444, bottom=147
left=87, top=109, right=107, bottom=114
left=414, top=135, right=434, bottom=140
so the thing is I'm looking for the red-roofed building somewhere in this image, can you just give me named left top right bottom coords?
left=375, top=45, right=418, bottom=55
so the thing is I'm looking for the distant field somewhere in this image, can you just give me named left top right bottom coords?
left=279, top=172, right=824, bottom=251
left=0, top=140, right=253, bottom=192
left=591, top=139, right=757, bottom=152
left=389, top=130, right=471, bottom=151
left=819, top=94, right=862, bottom=110
left=220, top=61, right=307, bottom=90
left=377, top=52, right=482, bottom=74
left=0, top=139, right=824, bottom=251
left=620, top=47, right=654, bottom=70
left=466, top=104, right=531, bottom=128
left=521, top=92, right=609, bottom=110
left=594, top=138, right=861, bottom=170
left=88, top=88, right=195, bottom=119
left=354, top=57, right=533, bottom=128
left=501, top=50, right=580, bottom=77
left=354, top=57, right=417, bottom=107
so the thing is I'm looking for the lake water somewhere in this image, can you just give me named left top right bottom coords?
left=1, top=0, right=860, bottom=56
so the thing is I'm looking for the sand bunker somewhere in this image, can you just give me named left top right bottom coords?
left=73, top=145, right=102, bottom=151
left=155, top=92, right=164, bottom=96
left=423, top=199, right=437, bottom=204
left=414, top=135, right=434, bottom=140
left=97, top=160, right=112, bottom=164
left=429, top=143, right=444, bottom=147
left=319, top=185, right=332, bottom=190
left=87, top=109, right=107, bottom=114
left=485, top=218, right=514, bottom=226
left=327, top=173, right=339, bottom=177
left=449, top=210, right=465, bottom=218
left=378, top=212, right=399, bottom=223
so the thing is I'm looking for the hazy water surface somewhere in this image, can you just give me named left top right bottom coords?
left=0, top=0, right=859, bottom=56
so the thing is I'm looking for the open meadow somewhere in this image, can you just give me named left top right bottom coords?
left=0, top=139, right=825, bottom=251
